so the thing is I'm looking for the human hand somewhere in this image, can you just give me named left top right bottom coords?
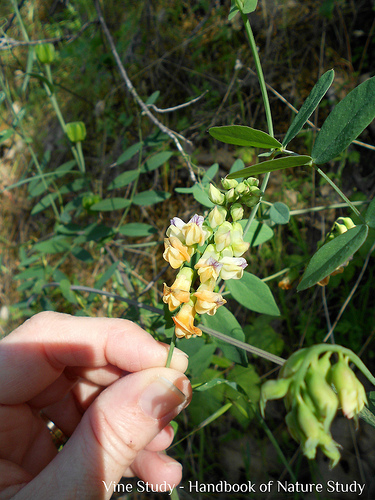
left=0, top=312, right=191, bottom=499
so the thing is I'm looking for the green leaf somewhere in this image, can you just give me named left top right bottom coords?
left=90, top=198, right=131, bottom=211
left=31, top=193, right=59, bottom=215
left=365, top=198, right=375, bottom=228
left=244, top=316, right=284, bottom=356
left=145, top=90, right=160, bottom=105
left=228, top=2, right=239, bottom=20
left=141, top=151, right=173, bottom=173
left=177, top=338, right=216, bottom=378
left=270, top=202, right=290, bottom=224
left=192, top=183, right=214, bottom=208
left=95, top=261, right=120, bottom=289
left=27, top=72, right=54, bottom=93
left=312, top=76, right=375, bottom=165
left=33, top=236, right=71, bottom=254
left=226, top=272, right=280, bottom=316
left=283, top=69, right=335, bottom=147
left=359, top=392, right=375, bottom=428
left=202, top=163, right=219, bottom=184
left=108, top=170, right=139, bottom=190
left=194, top=378, right=239, bottom=392
left=118, top=223, right=157, bottom=237
left=133, top=190, right=171, bottom=206
left=115, top=142, right=143, bottom=166
left=0, top=129, right=14, bottom=144
left=229, top=158, right=246, bottom=177
left=209, top=125, right=282, bottom=149
left=242, top=0, right=258, bottom=14
left=203, top=307, right=248, bottom=366
left=71, top=246, right=93, bottom=263
left=239, top=219, right=274, bottom=246
left=298, top=224, right=369, bottom=291
left=226, top=155, right=312, bottom=178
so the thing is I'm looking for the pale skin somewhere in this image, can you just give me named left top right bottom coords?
left=0, top=312, right=192, bottom=499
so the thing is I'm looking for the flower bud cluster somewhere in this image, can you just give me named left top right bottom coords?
left=318, top=217, right=355, bottom=286
left=260, top=347, right=368, bottom=468
left=162, top=177, right=255, bottom=339
left=209, top=177, right=261, bottom=208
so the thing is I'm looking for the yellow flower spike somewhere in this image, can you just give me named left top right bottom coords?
left=172, top=302, right=202, bottom=339
left=193, top=285, right=227, bottom=316
left=163, top=236, right=194, bottom=269
left=328, top=355, right=368, bottom=420
left=162, top=267, right=194, bottom=311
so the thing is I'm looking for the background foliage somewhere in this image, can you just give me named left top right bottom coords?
left=1, top=0, right=375, bottom=498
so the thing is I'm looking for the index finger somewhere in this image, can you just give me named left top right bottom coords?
left=0, top=312, right=188, bottom=404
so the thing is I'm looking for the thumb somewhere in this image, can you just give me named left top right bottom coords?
left=18, top=368, right=191, bottom=500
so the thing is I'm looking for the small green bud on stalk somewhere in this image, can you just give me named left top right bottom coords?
left=208, top=184, right=225, bottom=205
left=234, top=182, right=249, bottom=197
left=225, top=187, right=239, bottom=204
left=35, top=43, right=55, bottom=64
left=221, top=177, right=238, bottom=190
left=230, top=203, right=244, bottom=222
left=66, top=121, right=87, bottom=143
left=244, top=177, right=259, bottom=187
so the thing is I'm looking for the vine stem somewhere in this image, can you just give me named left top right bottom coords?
left=239, top=10, right=273, bottom=236
left=314, top=165, right=365, bottom=222
left=165, top=332, right=176, bottom=368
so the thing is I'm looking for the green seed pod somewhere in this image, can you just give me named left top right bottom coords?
left=260, top=377, right=292, bottom=417
left=35, top=43, right=55, bottom=64
left=66, top=121, right=87, bottom=143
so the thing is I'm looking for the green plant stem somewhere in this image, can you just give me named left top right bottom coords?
left=0, top=70, right=60, bottom=220
left=44, top=64, right=85, bottom=172
left=240, top=11, right=273, bottom=137
left=44, top=64, right=66, bottom=132
left=314, top=166, right=365, bottom=222
left=75, top=141, right=86, bottom=173
left=165, top=332, right=176, bottom=368
left=239, top=11, right=275, bottom=236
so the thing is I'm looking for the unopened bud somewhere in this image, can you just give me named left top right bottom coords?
left=35, top=43, right=55, bottom=64
left=234, top=182, right=249, bottom=197
left=66, top=121, right=87, bottom=143
left=208, top=184, right=225, bottom=205
left=260, top=377, right=291, bottom=417
left=244, top=177, right=259, bottom=187
left=230, top=203, right=244, bottom=222
left=225, top=187, right=239, bottom=204
left=221, top=177, right=238, bottom=190
left=208, top=205, right=227, bottom=229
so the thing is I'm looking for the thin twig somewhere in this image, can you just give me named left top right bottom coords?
left=147, top=90, right=208, bottom=114
left=0, top=21, right=98, bottom=50
left=94, top=0, right=197, bottom=182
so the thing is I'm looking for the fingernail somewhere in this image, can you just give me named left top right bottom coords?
left=139, top=376, right=188, bottom=420
left=157, top=452, right=183, bottom=469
